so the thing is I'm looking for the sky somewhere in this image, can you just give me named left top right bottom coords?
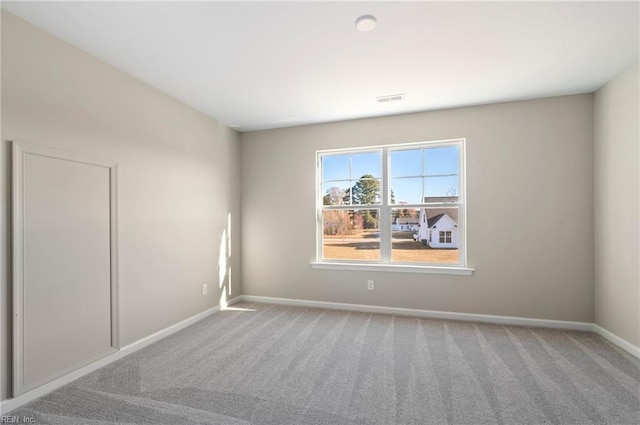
left=322, top=146, right=459, bottom=205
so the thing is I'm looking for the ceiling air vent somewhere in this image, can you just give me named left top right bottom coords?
left=376, top=93, right=405, bottom=103
left=376, top=93, right=404, bottom=103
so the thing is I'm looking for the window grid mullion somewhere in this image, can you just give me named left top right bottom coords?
left=421, top=148, right=425, bottom=203
left=380, top=148, right=390, bottom=262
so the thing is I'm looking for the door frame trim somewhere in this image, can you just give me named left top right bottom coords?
left=11, top=141, right=119, bottom=396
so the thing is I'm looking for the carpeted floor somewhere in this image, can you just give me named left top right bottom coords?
left=10, top=302, right=640, bottom=424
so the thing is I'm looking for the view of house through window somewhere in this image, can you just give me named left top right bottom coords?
left=318, top=140, right=465, bottom=267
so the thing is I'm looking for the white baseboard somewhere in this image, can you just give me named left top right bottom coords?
left=0, top=296, right=242, bottom=415
left=241, top=295, right=640, bottom=359
left=240, top=295, right=593, bottom=331
left=3, top=295, right=637, bottom=414
left=593, top=324, right=640, bottom=359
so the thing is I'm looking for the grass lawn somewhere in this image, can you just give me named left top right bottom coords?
left=323, top=230, right=459, bottom=264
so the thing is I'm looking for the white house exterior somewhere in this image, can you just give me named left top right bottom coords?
left=391, top=217, right=419, bottom=232
left=416, top=211, right=459, bottom=248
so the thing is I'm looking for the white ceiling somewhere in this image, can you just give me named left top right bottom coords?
left=3, top=1, right=639, bottom=132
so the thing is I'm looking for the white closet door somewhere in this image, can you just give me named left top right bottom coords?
left=13, top=142, right=118, bottom=396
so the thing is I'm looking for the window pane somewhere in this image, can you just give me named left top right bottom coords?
left=390, top=177, right=422, bottom=204
left=391, top=207, right=459, bottom=264
left=322, top=183, right=350, bottom=205
left=322, top=209, right=380, bottom=261
left=352, top=152, right=381, bottom=179
left=322, top=155, right=349, bottom=181
left=390, top=149, right=422, bottom=177
left=424, top=146, right=459, bottom=176
left=424, top=175, right=459, bottom=199
left=350, top=178, right=381, bottom=205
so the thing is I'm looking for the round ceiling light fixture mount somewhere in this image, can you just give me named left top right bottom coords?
left=355, top=15, right=377, bottom=32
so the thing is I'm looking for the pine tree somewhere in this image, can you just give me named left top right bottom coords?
left=351, top=174, right=380, bottom=205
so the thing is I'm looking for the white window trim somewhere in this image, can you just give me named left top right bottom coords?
left=311, top=262, right=474, bottom=275
left=314, top=138, right=473, bottom=275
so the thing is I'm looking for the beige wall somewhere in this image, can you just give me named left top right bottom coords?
left=241, top=95, right=594, bottom=324
left=594, top=63, right=640, bottom=347
left=1, top=12, right=241, bottom=400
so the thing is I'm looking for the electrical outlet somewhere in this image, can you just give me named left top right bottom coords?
left=202, top=284, right=208, bottom=295
left=367, top=280, right=374, bottom=290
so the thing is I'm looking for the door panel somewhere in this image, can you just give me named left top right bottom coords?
left=13, top=142, right=118, bottom=395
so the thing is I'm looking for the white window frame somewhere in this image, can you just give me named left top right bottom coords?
left=312, top=138, right=473, bottom=275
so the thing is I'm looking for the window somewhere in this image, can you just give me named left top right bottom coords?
left=439, top=231, right=452, bottom=244
left=316, top=139, right=468, bottom=272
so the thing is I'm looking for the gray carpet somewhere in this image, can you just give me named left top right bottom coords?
left=10, top=302, right=640, bottom=424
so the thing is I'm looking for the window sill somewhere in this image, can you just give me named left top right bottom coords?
left=310, top=262, right=474, bottom=275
